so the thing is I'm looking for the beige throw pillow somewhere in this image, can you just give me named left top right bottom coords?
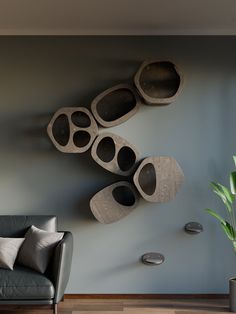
left=0, top=237, right=25, bottom=270
left=18, top=225, right=64, bottom=273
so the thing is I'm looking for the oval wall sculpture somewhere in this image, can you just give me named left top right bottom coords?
left=90, top=181, right=139, bottom=224
left=91, top=132, right=139, bottom=176
left=133, top=156, right=184, bottom=203
left=141, top=252, right=165, bottom=266
left=91, top=84, right=140, bottom=127
left=134, top=60, right=183, bottom=106
left=47, top=107, right=98, bottom=153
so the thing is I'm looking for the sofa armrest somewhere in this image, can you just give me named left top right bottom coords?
left=51, top=231, right=73, bottom=304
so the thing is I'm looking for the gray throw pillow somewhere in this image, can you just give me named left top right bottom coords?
left=18, top=225, right=64, bottom=273
left=0, top=237, right=25, bottom=270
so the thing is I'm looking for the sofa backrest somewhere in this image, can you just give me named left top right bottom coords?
left=0, top=215, right=57, bottom=237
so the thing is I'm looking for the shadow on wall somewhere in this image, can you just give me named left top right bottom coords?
left=1, top=112, right=54, bottom=153
left=89, top=261, right=143, bottom=284
left=0, top=111, right=126, bottom=223
left=49, top=149, right=136, bottom=223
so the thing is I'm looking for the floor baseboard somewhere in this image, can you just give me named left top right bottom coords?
left=64, top=294, right=229, bottom=299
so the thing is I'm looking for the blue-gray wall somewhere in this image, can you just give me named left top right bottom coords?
left=0, top=36, right=236, bottom=293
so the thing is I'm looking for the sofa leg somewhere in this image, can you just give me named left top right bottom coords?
left=53, top=303, right=58, bottom=314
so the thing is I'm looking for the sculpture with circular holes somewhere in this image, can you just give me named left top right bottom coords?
left=91, top=132, right=139, bottom=176
left=90, top=181, right=139, bottom=224
left=47, top=107, right=98, bottom=153
left=91, top=84, right=140, bottom=127
left=134, top=60, right=183, bottom=106
left=47, top=59, right=185, bottom=225
left=133, top=156, right=184, bottom=203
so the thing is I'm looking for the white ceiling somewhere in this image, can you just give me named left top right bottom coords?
left=0, top=0, right=236, bottom=35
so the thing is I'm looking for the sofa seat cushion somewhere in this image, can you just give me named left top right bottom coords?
left=0, top=265, right=54, bottom=300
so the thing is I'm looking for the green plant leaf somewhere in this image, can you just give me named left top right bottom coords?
left=210, top=182, right=234, bottom=204
left=205, top=208, right=225, bottom=223
left=217, top=183, right=235, bottom=203
left=233, top=156, right=236, bottom=167
left=221, top=221, right=236, bottom=241
left=210, top=182, right=233, bottom=213
left=230, top=171, right=236, bottom=195
left=205, top=209, right=236, bottom=240
left=210, top=182, right=227, bottom=202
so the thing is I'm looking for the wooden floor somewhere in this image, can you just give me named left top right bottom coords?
left=0, top=298, right=231, bottom=314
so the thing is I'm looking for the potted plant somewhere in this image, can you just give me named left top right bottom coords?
left=205, top=156, right=236, bottom=312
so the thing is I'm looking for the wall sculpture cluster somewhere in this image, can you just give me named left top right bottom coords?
left=47, top=59, right=184, bottom=224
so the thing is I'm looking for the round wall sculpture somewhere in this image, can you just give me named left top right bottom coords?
left=133, top=156, right=184, bottom=203
left=91, top=132, right=139, bottom=176
left=90, top=181, right=139, bottom=224
left=134, top=60, right=183, bottom=106
left=47, top=58, right=185, bottom=224
left=47, top=107, right=98, bottom=153
left=91, top=84, right=140, bottom=127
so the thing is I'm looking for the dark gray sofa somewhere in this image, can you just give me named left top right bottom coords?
left=0, top=215, right=73, bottom=314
